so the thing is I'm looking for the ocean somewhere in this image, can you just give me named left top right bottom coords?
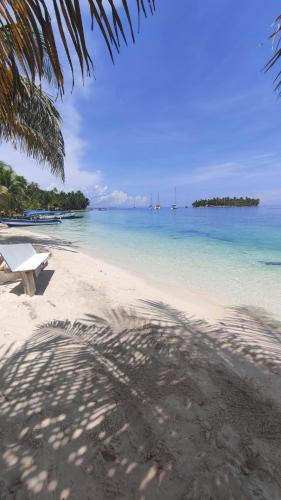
left=28, top=206, right=281, bottom=319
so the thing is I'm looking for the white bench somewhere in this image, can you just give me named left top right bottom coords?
left=0, top=243, right=50, bottom=296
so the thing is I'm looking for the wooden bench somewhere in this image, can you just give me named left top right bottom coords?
left=0, top=243, right=50, bottom=296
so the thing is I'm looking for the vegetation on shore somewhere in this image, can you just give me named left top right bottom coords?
left=192, top=197, right=260, bottom=207
left=0, top=162, right=89, bottom=214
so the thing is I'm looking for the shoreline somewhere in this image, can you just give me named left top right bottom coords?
left=0, top=226, right=225, bottom=324
left=1, top=226, right=281, bottom=498
left=15, top=209, right=281, bottom=322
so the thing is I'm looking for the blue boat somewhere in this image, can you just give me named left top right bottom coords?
left=23, top=209, right=83, bottom=220
left=1, top=218, right=62, bottom=227
left=23, top=210, right=64, bottom=217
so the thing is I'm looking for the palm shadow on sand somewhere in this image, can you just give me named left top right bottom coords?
left=0, top=302, right=281, bottom=499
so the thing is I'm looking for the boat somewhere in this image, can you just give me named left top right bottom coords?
left=171, top=187, right=178, bottom=210
left=53, top=212, right=82, bottom=220
left=23, top=209, right=83, bottom=220
left=149, top=194, right=153, bottom=209
left=23, top=209, right=63, bottom=217
left=154, top=193, right=161, bottom=210
left=1, top=218, right=62, bottom=227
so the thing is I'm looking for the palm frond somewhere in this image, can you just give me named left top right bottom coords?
left=0, top=1, right=155, bottom=97
left=0, top=161, right=27, bottom=209
left=265, top=15, right=281, bottom=93
left=0, top=184, right=8, bottom=209
left=0, top=1, right=154, bottom=178
left=0, top=78, right=65, bottom=179
left=0, top=184, right=8, bottom=196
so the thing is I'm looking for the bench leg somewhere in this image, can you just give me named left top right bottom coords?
left=21, top=271, right=36, bottom=297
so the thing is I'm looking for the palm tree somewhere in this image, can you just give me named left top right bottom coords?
left=0, top=25, right=65, bottom=179
left=0, top=2, right=154, bottom=178
left=0, top=161, right=27, bottom=212
left=0, top=77, right=65, bottom=180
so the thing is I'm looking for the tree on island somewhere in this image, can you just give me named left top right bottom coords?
left=192, top=197, right=260, bottom=208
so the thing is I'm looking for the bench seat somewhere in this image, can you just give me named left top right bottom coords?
left=0, top=243, right=51, bottom=296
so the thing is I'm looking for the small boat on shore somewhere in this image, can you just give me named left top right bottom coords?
left=0, top=218, right=62, bottom=227
left=39, top=212, right=82, bottom=220
left=23, top=209, right=83, bottom=220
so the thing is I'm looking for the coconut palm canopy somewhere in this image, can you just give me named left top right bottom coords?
left=0, top=1, right=155, bottom=105
left=0, top=1, right=155, bottom=179
left=0, top=161, right=89, bottom=212
left=0, top=75, right=65, bottom=179
left=0, top=161, right=27, bottom=210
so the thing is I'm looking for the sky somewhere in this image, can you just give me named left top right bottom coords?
left=1, top=0, right=281, bottom=206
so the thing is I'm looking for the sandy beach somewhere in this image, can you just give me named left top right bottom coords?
left=1, top=226, right=281, bottom=499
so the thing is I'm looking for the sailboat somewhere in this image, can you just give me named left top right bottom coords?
left=154, top=193, right=161, bottom=210
left=171, top=187, right=178, bottom=210
left=149, top=194, right=153, bottom=209
left=185, top=197, right=188, bottom=208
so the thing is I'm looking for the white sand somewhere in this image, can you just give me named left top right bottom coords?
left=0, top=226, right=281, bottom=499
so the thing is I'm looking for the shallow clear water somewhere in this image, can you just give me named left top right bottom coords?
left=28, top=207, right=281, bottom=318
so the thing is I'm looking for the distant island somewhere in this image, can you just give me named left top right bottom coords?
left=192, top=197, right=260, bottom=208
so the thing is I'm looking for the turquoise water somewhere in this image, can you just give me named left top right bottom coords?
left=29, top=207, right=281, bottom=318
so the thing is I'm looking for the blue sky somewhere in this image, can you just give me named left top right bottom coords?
left=1, top=0, right=281, bottom=205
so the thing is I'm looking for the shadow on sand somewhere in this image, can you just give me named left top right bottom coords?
left=0, top=231, right=78, bottom=253
left=0, top=302, right=281, bottom=499
left=7, top=270, right=55, bottom=296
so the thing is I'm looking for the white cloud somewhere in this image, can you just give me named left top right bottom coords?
left=180, top=162, right=244, bottom=185
left=175, top=154, right=281, bottom=187
left=95, top=189, right=147, bottom=207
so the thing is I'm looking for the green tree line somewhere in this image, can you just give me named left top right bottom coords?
left=192, top=197, right=260, bottom=207
left=0, top=162, right=89, bottom=214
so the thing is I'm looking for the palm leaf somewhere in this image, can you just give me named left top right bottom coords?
left=265, top=15, right=281, bottom=93
left=0, top=1, right=155, bottom=97
left=0, top=1, right=154, bottom=178
left=0, top=185, right=8, bottom=210
left=0, top=161, right=27, bottom=209
left=0, top=78, right=65, bottom=179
